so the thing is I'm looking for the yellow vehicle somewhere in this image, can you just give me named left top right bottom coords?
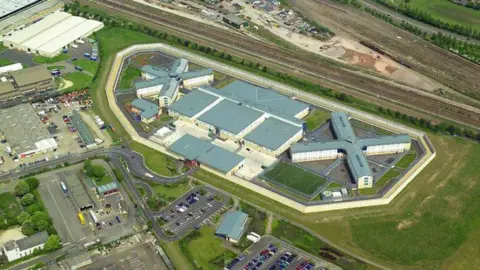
left=78, top=213, right=86, bottom=225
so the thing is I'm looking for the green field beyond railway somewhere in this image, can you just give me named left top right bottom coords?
left=263, top=162, right=327, bottom=196
left=390, top=0, right=480, bottom=31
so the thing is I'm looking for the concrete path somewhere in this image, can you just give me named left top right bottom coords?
left=265, top=212, right=274, bottom=234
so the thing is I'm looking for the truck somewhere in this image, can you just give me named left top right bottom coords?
left=71, top=44, right=78, bottom=49
left=51, top=69, right=61, bottom=76
left=83, top=52, right=90, bottom=58
left=90, top=55, right=98, bottom=61
left=60, top=181, right=68, bottom=193
left=89, top=210, right=99, bottom=225
left=75, top=39, right=85, bottom=44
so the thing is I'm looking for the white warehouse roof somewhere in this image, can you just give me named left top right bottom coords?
left=21, top=16, right=86, bottom=50
left=4, top=11, right=71, bottom=45
left=37, top=19, right=103, bottom=56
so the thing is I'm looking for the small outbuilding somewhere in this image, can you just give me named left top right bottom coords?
left=215, top=211, right=248, bottom=243
left=223, top=14, right=249, bottom=29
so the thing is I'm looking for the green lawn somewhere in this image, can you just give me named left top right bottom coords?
left=162, top=242, right=194, bottom=270
left=0, top=58, right=14, bottom=67
left=359, top=168, right=400, bottom=196
left=304, top=109, right=331, bottom=130
left=149, top=180, right=191, bottom=199
left=94, top=174, right=113, bottom=186
left=263, top=162, right=327, bottom=196
left=117, top=65, right=141, bottom=90
left=180, top=226, right=237, bottom=270
left=395, top=153, right=417, bottom=169
left=130, top=141, right=180, bottom=176
left=61, top=72, right=93, bottom=93
left=33, top=53, right=70, bottom=64
left=73, top=58, right=99, bottom=74
left=391, top=0, right=480, bottom=31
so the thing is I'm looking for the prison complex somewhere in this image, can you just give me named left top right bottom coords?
left=290, top=112, right=411, bottom=188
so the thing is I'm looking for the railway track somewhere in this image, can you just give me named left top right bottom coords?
left=82, top=0, right=480, bottom=128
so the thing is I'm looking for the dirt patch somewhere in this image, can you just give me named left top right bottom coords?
left=340, top=48, right=397, bottom=74
left=0, top=227, right=25, bottom=246
left=397, top=219, right=417, bottom=230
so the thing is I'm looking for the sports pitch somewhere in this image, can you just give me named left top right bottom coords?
left=263, top=162, right=327, bottom=196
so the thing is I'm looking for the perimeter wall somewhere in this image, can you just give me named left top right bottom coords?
left=106, top=44, right=436, bottom=213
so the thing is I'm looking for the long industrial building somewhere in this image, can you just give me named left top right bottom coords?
left=135, top=58, right=214, bottom=107
left=290, top=112, right=411, bottom=189
left=3, top=11, right=103, bottom=56
left=0, top=65, right=55, bottom=100
left=0, top=103, right=57, bottom=158
left=168, top=81, right=309, bottom=157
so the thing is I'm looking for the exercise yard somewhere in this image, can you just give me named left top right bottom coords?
left=263, top=162, right=327, bottom=196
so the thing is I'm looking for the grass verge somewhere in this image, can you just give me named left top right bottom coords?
left=304, top=108, right=331, bottom=131
left=359, top=168, right=400, bottom=196
left=130, top=141, right=180, bottom=176
left=117, top=65, right=141, bottom=90
left=73, top=58, right=99, bottom=74
left=33, top=54, right=70, bottom=64
left=61, top=72, right=93, bottom=93
left=395, top=153, right=416, bottom=169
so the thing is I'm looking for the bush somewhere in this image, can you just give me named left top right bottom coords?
left=17, top=212, right=31, bottom=224
left=44, top=235, right=62, bottom=252
left=14, top=181, right=30, bottom=197
left=25, top=178, right=40, bottom=190
left=21, top=219, right=37, bottom=236
left=26, top=204, right=40, bottom=215
left=20, top=193, right=35, bottom=206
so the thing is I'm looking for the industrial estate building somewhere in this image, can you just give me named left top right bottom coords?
left=215, top=211, right=248, bottom=243
left=0, top=103, right=58, bottom=158
left=291, top=112, right=411, bottom=188
left=0, top=0, right=42, bottom=20
left=1, top=231, right=48, bottom=262
left=3, top=11, right=103, bottom=56
left=0, top=65, right=55, bottom=101
left=168, top=81, right=308, bottom=157
left=135, top=58, right=213, bottom=107
left=222, top=14, right=249, bottom=29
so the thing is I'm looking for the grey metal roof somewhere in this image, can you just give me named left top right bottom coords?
left=16, top=231, right=48, bottom=251
left=330, top=112, right=356, bottom=141
left=10, top=65, right=52, bottom=87
left=291, top=112, right=411, bottom=181
left=170, top=58, right=188, bottom=75
left=169, top=134, right=213, bottom=160
left=215, top=211, right=248, bottom=240
left=141, top=65, right=169, bottom=78
left=70, top=111, right=95, bottom=146
left=0, top=103, right=51, bottom=154
left=131, top=98, right=159, bottom=119
left=244, top=117, right=301, bottom=151
left=169, top=134, right=244, bottom=173
left=220, top=80, right=308, bottom=118
left=159, top=77, right=179, bottom=99
left=97, top=182, right=118, bottom=194
left=197, top=99, right=264, bottom=135
left=134, top=77, right=169, bottom=90
left=168, top=89, right=219, bottom=118
left=180, top=68, right=213, bottom=80
left=197, top=145, right=245, bottom=173
left=223, top=14, right=248, bottom=25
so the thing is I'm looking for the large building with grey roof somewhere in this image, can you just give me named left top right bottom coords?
left=169, top=134, right=245, bottom=174
left=168, top=82, right=309, bottom=157
left=2, top=231, right=48, bottom=262
left=135, top=58, right=213, bottom=108
left=291, top=112, right=411, bottom=189
left=131, top=98, right=160, bottom=123
left=0, top=103, right=57, bottom=158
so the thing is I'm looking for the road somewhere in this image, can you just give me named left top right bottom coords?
left=356, top=0, right=480, bottom=44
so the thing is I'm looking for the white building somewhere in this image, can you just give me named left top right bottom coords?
left=2, top=231, right=49, bottom=262
left=3, top=11, right=104, bottom=57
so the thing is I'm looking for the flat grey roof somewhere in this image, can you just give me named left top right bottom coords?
left=244, top=117, right=301, bottom=151
left=169, top=89, right=219, bottom=118
left=141, top=65, right=169, bottom=78
left=134, top=77, right=169, bottom=90
left=70, top=111, right=95, bottom=146
left=0, top=81, right=15, bottom=95
left=221, top=80, right=308, bottom=118
left=360, top=134, right=411, bottom=146
left=223, top=14, right=248, bottom=25
left=180, top=68, right=213, bottom=80
left=169, top=134, right=244, bottom=173
left=10, top=65, right=52, bottom=87
left=131, top=98, right=159, bottom=119
left=331, top=112, right=356, bottom=141
left=0, top=103, right=51, bottom=154
left=197, top=99, right=264, bottom=135
left=16, top=231, right=48, bottom=251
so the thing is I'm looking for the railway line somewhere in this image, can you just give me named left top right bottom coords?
left=82, top=0, right=480, bottom=128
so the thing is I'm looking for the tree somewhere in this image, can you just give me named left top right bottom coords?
left=93, top=166, right=106, bottom=178
left=20, top=193, right=35, bottom=206
left=26, top=204, right=40, bottom=215
left=14, top=181, right=30, bottom=197
left=35, top=220, right=50, bottom=231
left=44, top=235, right=62, bottom=252
left=21, top=219, right=37, bottom=236
left=25, top=178, right=40, bottom=190
left=17, top=212, right=31, bottom=224
left=32, top=211, right=52, bottom=225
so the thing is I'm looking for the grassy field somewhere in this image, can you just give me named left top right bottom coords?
left=61, top=72, right=93, bottom=92
left=359, top=168, right=400, bottom=196
left=117, top=65, right=141, bottom=89
left=33, top=54, right=70, bottom=64
left=47, top=65, right=65, bottom=70
left=162, top=242, right=195, bottom=270
left=0, top=58, right=14, bottom=67
left=263, top=162, right=327, bottom=195
left=149, top=180, right=191, bottom=199
left=130, top=141, right=180, bottom=176
left=180, top=226, right=237, bottom=270
left=395, top=153, right=416, bottom=169
left=391, top=0, right=480, bottom=31
left=73, top=58, right=99, bottom=74
left=304, top=109, right=331, bottom=131
left=194, top=133, right=480, bottom=269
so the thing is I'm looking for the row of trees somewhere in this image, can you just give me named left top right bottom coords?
left=65, top=2, right=480, bottom=143
left=372, top=0, right=480, bottom=39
